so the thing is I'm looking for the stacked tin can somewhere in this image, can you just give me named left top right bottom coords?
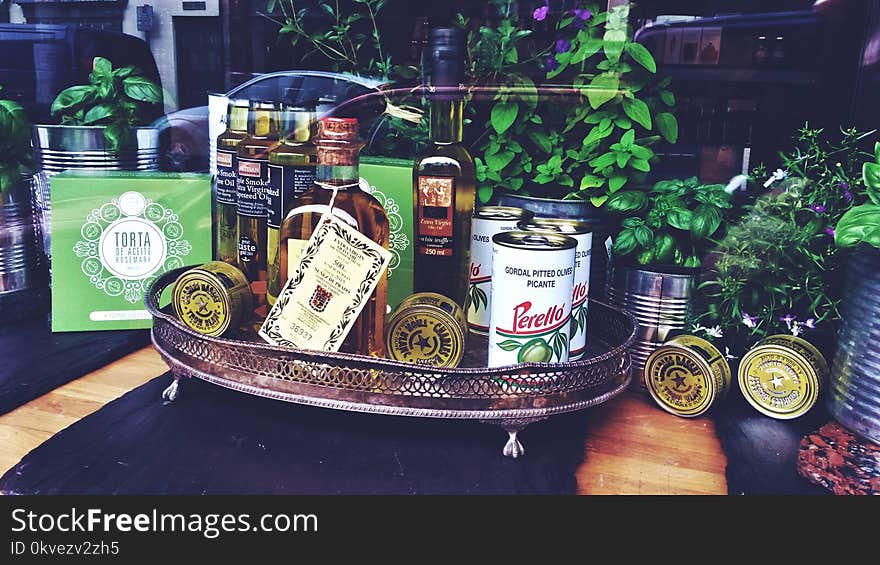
left=0, top=177, right=49, bottom=322
left=607, top=263, right=695, bottom=385
left=828, top=245, right=880, bottom=443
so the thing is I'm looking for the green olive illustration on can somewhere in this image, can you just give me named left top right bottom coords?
left=518, top=338, right=553, bottom=363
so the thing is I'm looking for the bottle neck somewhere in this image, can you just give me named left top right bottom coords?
left=430, top=98, right=463, bottom=144
left=316, top=142, right=363, bottom=190
left=280, top=110, right=315, bottom=144
left=248, top=109, right=279, bottom=139
left=228, top=105, right=248, bottom=134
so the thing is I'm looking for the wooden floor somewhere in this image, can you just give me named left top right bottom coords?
left=0, top=346, right=728, bottom=495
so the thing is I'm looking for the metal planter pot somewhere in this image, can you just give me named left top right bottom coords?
left=828, top=244, right=880, bottom=444
left=31, top=124, right=160, bottom=260
left=607, top=261, right=696, bottom=387
left=494, top=193, right=610, bottom=300
left=0, top=176, right=49, bottom=323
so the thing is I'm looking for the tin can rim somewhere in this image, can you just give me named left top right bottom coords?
left=517, top=217, right=593, bottom=236
left=385, top=304, right=466, bottom=367
left=474, top=206, right=534, bottom=221
left=737, top=342, right=822, bottom=418
left=493, top=230, right=577, bottom=250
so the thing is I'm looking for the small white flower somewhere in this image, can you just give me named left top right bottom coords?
left=705, top=325, right=724, bottom=339
left=724, top=347, right=737, bottom=360
left=804, top=318, right=816, bottom=329
left=763, top=169, right=788, bottom=188
left=791, top=323, right=803, bottom=337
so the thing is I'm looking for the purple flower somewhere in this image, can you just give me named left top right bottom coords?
left=742, top=312, right=758, bottom=329
left=573, top=8, right=593, bottom=20
left=533, top=5, right=549, bottom=21
left=555, top=39, right=571, bottom=53
left=780, top=313, right=796, bottom=329
left=838, top=181, right=850, bottom=190
left=824, top=227, right=835, bottom=237
left=809, top=202, right=826, bottom=214
left=804, top=318, right=816, bottom=329
left=545, top=55, right=559, bottom=72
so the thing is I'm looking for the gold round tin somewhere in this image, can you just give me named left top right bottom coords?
left=385, top=292, right=467, bottom=368
left=172, top=261, right=253, bottom=337
left=644, top=334, right=731, bottom=418
left=737, top=334, right=828, bottom=420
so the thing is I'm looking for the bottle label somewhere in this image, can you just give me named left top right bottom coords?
left=260, top=215, right=392, bottom=352
left=267, top=164, right=317, bottom=229
left=238, top=235, right=258, bottom=262
left=216, top=150, right=237, bottom=205
left=236, top=157, right=270, bottom=218
left=416, top=175, right=455, bottom=257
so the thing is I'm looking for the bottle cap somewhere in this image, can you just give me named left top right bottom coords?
left=425, top=27, right=465, bottom=89
left=318, top=117, right=359, bottom=140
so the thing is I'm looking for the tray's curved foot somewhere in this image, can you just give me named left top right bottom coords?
left=162, top=376, right=181, bottom=402
left=503, top=429, right=525, bottom=459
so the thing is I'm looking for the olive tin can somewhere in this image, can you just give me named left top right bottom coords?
left=738, top=334, right=828, bottom=420
left=172, top=261, right=253, bottom=337
left=488, top=231, right=576, bottom=367
left=385, top=292, right=467, bottom=368
left=645, top=334, right=731, bottom=418
left=516, top=218, right=592, bottom=360
left=467, top=206, right=533, bottom=335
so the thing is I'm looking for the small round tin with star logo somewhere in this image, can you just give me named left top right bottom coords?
left=385, top=292, right=467, bottom=368
left=644, top=334, right=731, bottom=418
left=737, top=334, right=828, bottom=420
left=172, top=261, right=253, bottom=337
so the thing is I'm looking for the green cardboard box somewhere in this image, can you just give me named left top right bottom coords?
left=50, top=171, right=212, bottom=331
left=359, top=157, right=414, bottom=311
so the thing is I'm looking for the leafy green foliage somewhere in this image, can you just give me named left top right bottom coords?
left=466, top=2, right=678, bottom=206
left=696, top=125, right=874, bottom=354
left=50, top=57, right=162, bottom=151
left=836, top=142, right=880, bottom=248
left=0, top=86, right=34, bottom=192
left=607, top=177, right=731, bottom=267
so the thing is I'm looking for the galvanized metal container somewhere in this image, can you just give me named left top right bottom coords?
left=0, top=176, right=49, bottom=322
left=607, top=262, right=695, bottom=386
left=829, top=244, right=880, bottom=444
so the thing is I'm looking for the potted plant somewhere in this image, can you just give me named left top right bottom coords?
left=828, top=142, right=880, bottom=444
left=0, top=86, right=48, bottom=318
left=604, top=177, right=732, bottom=374
left=32, top=56, right=163, bottom=176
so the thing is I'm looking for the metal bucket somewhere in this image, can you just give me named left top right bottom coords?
left=607, top=262, right=695, bottom=386
left=0, top=176, right=49, bottom=322
left=828, top=244, right=880, bottom=444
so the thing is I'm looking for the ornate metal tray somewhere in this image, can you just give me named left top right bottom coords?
left=146, top=268, right=637, bottom=457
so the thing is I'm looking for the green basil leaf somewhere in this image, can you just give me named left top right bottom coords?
left=485, top=150, right=515, bottom=172
left=625, top=42, right=657, bottom=73
left=477, top=185, right=494, bottom=204
left=836, top=204, right=880, bottom=248
left=579, top=174, right=605, bottom=189
left=656, top=112, right=679, bottom=144
left=490, top=102, right=519, bottom=135
left=92, top=57, right=112, bottom=77
left=660, top=90, right=675, bottom=107
left=629, top=144, right=654, bottom=160
left=123, top=76, right=162, bottom=103
left=666, top=207, right=692, bottom=230
left=622, top=217, right=645, bottom=229
left=613, top=229, right=638, bottom=255
left=652, top=233, right=675, bottom=262
left=82, top=104, right=115, bottom=125
left=622, top=97, right=652, bottom=130
left=51, top=85, right=96, bottom=115
left=586, top=72, right=619, bottom=110
left=863, top=161, right=880, bottom=205
left=589, top=152, right=617, bottom=171
left=608, top=175, right=627, bottom=193
left=571, top=37, right=603, bottom=64
left=616, top=151, right=631, bottom=168
left=606, top=190, right=647, bottom=212
left=634, top=225, right=654, bottom=247
left=691, top=204, right=722, bottom=240
left=621, top=128, right=635, bottom=147
left=629, top=158, right=650, bottom=172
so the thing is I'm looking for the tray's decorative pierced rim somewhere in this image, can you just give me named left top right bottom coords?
left=145, top=267, right=638, bottom=376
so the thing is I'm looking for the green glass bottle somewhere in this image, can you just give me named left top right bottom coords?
left=213, top=99, right=248, bottom=264
left=266, top=104, right=318, bottom=305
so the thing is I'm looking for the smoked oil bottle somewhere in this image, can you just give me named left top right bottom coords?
left=278, top=117, right=389, bottom=356
left=213, top=98, right=248, bottom=264
left=412, top=27, right=476, bottom=308
left=266, top=104, right=317, bottom=305
left=236, top=99, right=279, bottom=310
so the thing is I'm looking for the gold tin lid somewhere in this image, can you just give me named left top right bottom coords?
left=474, top=206, right=534, bottom=221
left=493, top=230, right=577, bottom=251
left=644, top=334, right=730, bottom=418
left=386, top=293, right=466, bottom=368
left=737, top=334, right=827, bottom=420
left=517, top=217, right=592, bottom=236
left=172, top=262, right=252, bottom=337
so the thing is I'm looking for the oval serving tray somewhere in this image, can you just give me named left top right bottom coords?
left=146, top=267, right=637, bottom=457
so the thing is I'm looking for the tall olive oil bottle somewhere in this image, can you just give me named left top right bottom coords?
left=214, top=99, right=248, bottom=264
left=412, top=27, right=475, bottom=307
left=236, top=99, right=279, bottom=310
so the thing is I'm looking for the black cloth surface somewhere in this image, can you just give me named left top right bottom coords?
left=0, top=315, right=150, bottom=415
left=0, top=373, right=588, bottom=495
left=712, top=394, right=829, bottom=495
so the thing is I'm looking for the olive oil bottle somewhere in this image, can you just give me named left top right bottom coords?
left=266, top=104, right=317, bottom=305
left=413, top=27, right=475, bottom=308
left=278, top=117, right=389, bottom=356
left=213, top=99, right=248, bottom=264
left=236, top=99, right=279, bottom=310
